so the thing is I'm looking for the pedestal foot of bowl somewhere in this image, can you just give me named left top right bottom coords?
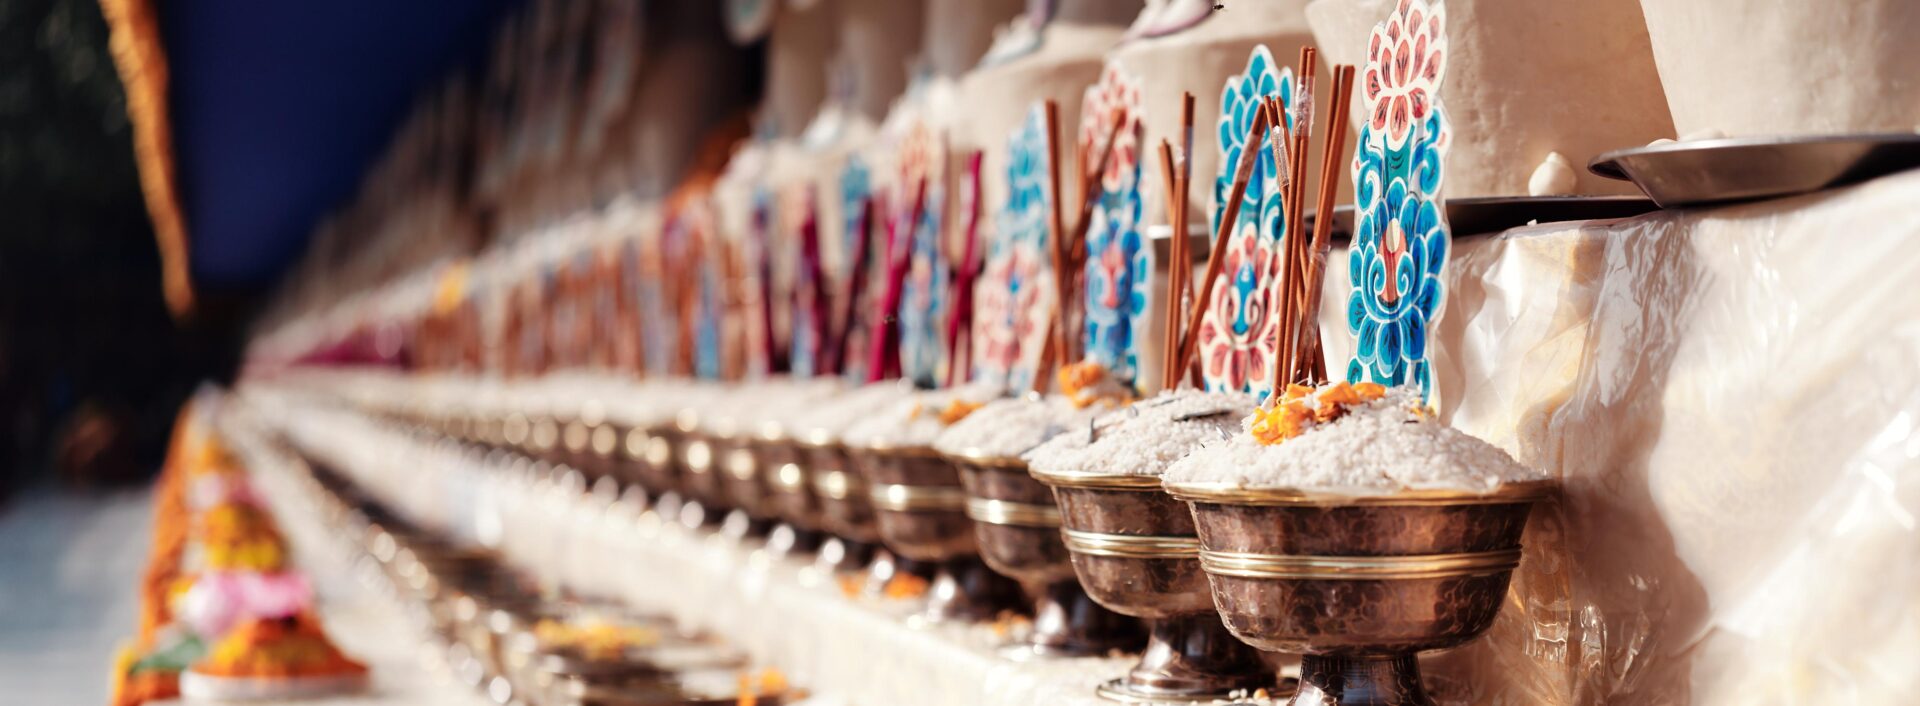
left=719, top=510, right=771, bottom=540
left=812, top=537, right=876, bottom=574
left=923, top=556, right=1026, bottom=623
left=674, top=499, right=714, bottom=529
left=1094, top=614, right=1276, bottom=702
left=1028, top=580, right=1144, bottom=657
left=864, top=551, right=934, bottom=597
left=765, top=524, right=821, bottom=557
left=1287, top=654, right=1429, bottom=706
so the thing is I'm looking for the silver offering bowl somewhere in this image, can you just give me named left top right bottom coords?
left=1031, top=468, right=1278, bottom=703
left=618, top=422, right=681, bottom=501
left=562, top=400, right=622, bottom=483
left=851, top=441, right=1024, bottom=622
left=796, top=431, right=884, bottom=574
left=948, top=450, right=1143, bottom=656
left=707, top=418, right=775, bottom=538
left=1162, top=480, right=1554, bottom=706
left=671, top=412, right=727, bottom=527
left=755, top=423, right=822, bottom=555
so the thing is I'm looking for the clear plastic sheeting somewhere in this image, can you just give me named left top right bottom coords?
left=1394, top=170, right=1920, bottom=705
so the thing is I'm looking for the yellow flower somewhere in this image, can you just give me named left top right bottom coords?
left=1248, top=400, right=1313, bottom=446
left=1248, top=381, right=1393, bottom=445
left=938, top=399, right=983, bottom=425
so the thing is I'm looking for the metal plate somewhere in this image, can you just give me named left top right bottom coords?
left=1443, top=196, right=1658, bottom=235
left=1146, top=195, right=1654, bottom=256
left=1589, top=133, right=1920, bottom=208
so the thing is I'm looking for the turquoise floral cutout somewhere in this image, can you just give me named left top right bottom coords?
left=892, top=118, right=946, bottom=388
left=790, top=192, right=820, bottom=378
left=641, top=218, right=679, bottom=378
left=749, top=186, right=777, bottom=377
left=1080, top=62, right=1150, bottom=391
left=899, top=188, right=946, bottom=388
left=1346, top=0, right=1451, bottom=401
left=841, top=158, right=872, bottom=265
left=838, top=157, right=873, bottom=382
left=977, top=104, right=1055, bottom=393
left=1199, top=46, right=1294, bottom=402
left=695, top=259, right=722, bottom=379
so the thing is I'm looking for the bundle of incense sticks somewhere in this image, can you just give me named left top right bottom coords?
left=797, top=189, right=827, bottom=376
left=1175, top=101, right=1272, bottom=386
left=865, top=179, right=926, bottom=383
left=1175, top=51, right=1357, bottom=399
left=826, top=193, right=876, bottom=375
left=1266, top=56, right=1358, bottom=397
left=1034, top=99, right=1125, bottom=391
left=1156, top=93, right=1196, bottom=390
left=944, top=151, right=985, bottom=387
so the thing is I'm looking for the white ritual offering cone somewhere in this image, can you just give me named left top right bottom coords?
left=961, top=0, right=1141, bottom=219
left=1114, top=0, right=1348, bottom=225
left=1638, top=0, right=1920, bottom=139
left=1306, top=0, right=1676, bottom=198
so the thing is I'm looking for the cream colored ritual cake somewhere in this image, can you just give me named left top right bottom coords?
left=624, top=3, right=754, bottom=200
left=1306, top=0, right=1675, bottom=198
left=1637, top=0, right=1920, bottom=139
left=797, top=0, right=930, bottom=333
left=961, top=0, right=1142, bottom=214
left=923, top=0, right=1026, bottom=81
left=759, top=0, right=837, bottom=140
left=1113, top=0, right=1351, bottom=224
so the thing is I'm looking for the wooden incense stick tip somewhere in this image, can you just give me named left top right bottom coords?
left=1176, top=106, right=1272, bottom=382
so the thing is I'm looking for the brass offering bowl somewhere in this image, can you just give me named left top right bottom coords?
left=1032, top=468, right=1277, bottom=702
left=569, top=400, right=622, bottom=483
left=528, top=413, right=563, bottom=466
left=620, top=422, right=682, bottom=500
left=950, top=450, right=1143, bottom=656
left=853, top=441, right=1023, bottom=622
left=672, top=412, right=727, bottom=526
left=707, top=418, right=775, bottom=538
left=756, top=423, right=822, bottom=555
left=797, top=431, right=882, bottom=573
left=558, top=413, right=597, bottom=477
left=1163, top=480, right=1553, bottom=706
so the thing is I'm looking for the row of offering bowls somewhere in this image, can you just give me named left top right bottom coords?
left=404, top=398, right=1550, bottom=706
left=277, top=448, right=793, bottom=706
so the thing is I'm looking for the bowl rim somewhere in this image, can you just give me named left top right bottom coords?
left=855, top=439, right=945, bottom=458
left=1162, top=478, right=1555, bottom=506
left=939, top=448, right=1029, bottom=468
left=1028, top=466, right=1165, bottom=490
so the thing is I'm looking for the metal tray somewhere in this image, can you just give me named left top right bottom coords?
left=1147, top=194, right=1655, bottom=255
left=1589, top=133, right=1920, bottom=208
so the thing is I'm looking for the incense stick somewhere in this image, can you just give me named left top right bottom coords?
left=1156, top=139, right=1181, bottom=390
left=1061, top=117, right=1126, bottom=364
left=828, top=195, right=875, bottom=375
left=1298, top=66, right=1356, bottom=385
left=867, top=179, right=926, bottom=383
left=1043, top=101, right=1070, bottom=371
left=944, top=152, right=985, bottom=387
left=1174, top=91, right=1196, bottom=387
left=1175, top=106, right=1272, bottom=383
left=1265, top=99, right=1300, bottom=398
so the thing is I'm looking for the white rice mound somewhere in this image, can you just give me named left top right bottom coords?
left=1162, top=385, right=1547, bottom=494
left=931, top=395, right=1107, bottom=459
left=792, top=380, right=921, bottom=444
left=739, top=376, right=847, bottom=438
left=839, top=381, right=1003, bottom=449
left=1024, top=389, right=1257, bottom=477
